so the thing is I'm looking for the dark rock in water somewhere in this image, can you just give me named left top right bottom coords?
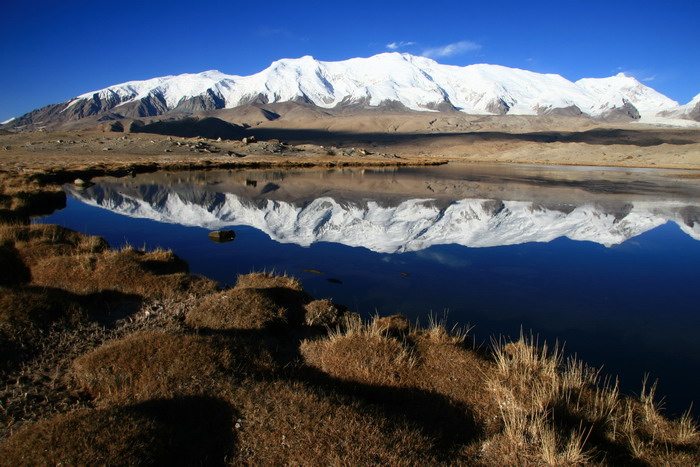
left=326, top=278, right=343, bottom=284
left=208, top=230, right=236, bottom=243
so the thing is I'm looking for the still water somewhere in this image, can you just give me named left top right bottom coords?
left=37, top=163, right=700, bottom=415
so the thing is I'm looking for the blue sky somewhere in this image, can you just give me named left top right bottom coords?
left=1, top=0, right=698, bottom=122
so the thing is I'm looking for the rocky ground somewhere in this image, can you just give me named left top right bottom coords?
left=3, top=116, right=700, bottom=172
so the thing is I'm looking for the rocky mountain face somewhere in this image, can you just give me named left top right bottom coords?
left=4, top=53, right=695, bottom=130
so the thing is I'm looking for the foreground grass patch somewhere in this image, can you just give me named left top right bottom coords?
left=0, top=396, right=236, bottom=466
left=71, top=331, right=237, bottom=403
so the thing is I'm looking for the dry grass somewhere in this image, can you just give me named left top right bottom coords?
left=0, top=223, right=215, bottom=300
left=226, top=380, right=438, bottom=466
left=301, top=323, right=417, bottom=387
left=301, top=315, right=493, bottom=422
left=0, top=406, right=168, bottom=466
left=0, top=286, right=87, bottom=333
left=185, top=288, right=288, bottom=330
left=28, top=246, right=216, bottom=300
left=71, top=331, right=235, bottom=403
left=235, top=270, right=304, bottom=291
left=303, top=298, right=350, bottom=327
left=0, top=397, right=236, bottom=466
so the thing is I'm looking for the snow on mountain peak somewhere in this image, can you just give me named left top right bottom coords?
left=28, top=53, right=695, bottom=123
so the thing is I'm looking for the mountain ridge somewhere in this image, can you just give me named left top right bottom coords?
left=4, top=53, right=698, bottom=130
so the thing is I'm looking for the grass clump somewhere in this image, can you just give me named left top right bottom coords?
left=0, top=406, right=167, bottom=466
left=0, top=397, right=236, bottom=466
left=29, top=246, right=216, bottom=300
left=0, top=286, right=87, bottom=334
left=1, top=223, right=215, bottom=301
left=303, top=298, right=350, bottom=327
left=71, top=331, right=235, bottom=403
left=301, top=317, right=418, bottom=386
left=227, top=380, right=438, bottom=466
left=234, top=271, right=304, bottom=291
left=185, top=288, right=287, bottom=330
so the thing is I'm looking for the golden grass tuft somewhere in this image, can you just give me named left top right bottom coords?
left=0, top=223, right=107, bottom=259
left=0, top=224, right=215, bottom=300
left=373, top=313, right=412, bottom=337
left=28, top=246, right=216, bottom=300
left=71, top=331, right=234, bottom=403
left=303, top=298, right=347, bottom=327
left=301, top=317, right=417, bottom=386
left=185, top=288, right=288, bottom=330
left=235, top=271, right=303, bottom=291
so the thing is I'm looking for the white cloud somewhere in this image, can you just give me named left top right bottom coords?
left=642, top=75, right=656, bottom=82
left=386, top=41, right=416, bottom=50
left=422, top=40, right=481, bottom=58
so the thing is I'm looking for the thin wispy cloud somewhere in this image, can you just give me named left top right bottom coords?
left=422, top=40, right=481, bottom=58
left=616, top=67, right=658, bottom=83
left=386, top=41, right=416, bottom=50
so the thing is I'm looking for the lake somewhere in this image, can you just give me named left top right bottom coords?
left=36, top=163, right=700, bottom=415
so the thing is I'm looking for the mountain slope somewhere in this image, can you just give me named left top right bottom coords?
left=4, top=53, right=691, bottom=129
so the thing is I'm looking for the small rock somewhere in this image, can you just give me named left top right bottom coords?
left=208, top=230, right=236, bottom=243
left=242, top=136, right=257, bottom=144
left=217, top=137, right=222, bottom=142
left=73, top=178, right=94, bottom=188
left=102, top=147, right=111, bottom=151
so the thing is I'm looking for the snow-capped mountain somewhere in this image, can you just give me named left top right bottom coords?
left=65, top=182, right=700, bottom=254
left=5, top=53, right=693, bottom=129
left=660, top=93, right=700, bottom=121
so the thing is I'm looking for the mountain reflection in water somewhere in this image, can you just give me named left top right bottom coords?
left=40, top=163, right=700, bottom=416
left=65, top=164, right=700, bottom=252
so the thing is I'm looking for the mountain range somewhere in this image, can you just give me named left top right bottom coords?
left=4, top=53, right=699, bottom=130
